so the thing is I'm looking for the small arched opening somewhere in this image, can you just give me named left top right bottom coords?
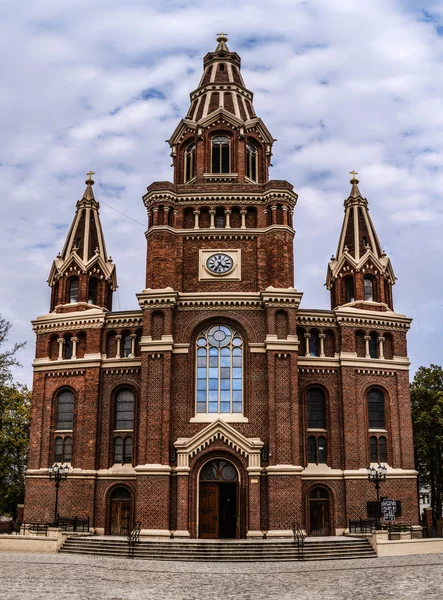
left=109, top=486, right=132, bottom=536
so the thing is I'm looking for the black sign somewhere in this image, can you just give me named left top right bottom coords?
left=381, top=498, right=397, bottom=521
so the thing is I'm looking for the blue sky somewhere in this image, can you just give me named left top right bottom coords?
left=1, top=0, right=442, bottom=386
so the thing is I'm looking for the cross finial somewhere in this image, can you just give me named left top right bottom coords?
left=350, top=170, right=358, bottom=181
left=86, top=170, right=94, bottom=180
left=217, top=32, right=228, bottom=39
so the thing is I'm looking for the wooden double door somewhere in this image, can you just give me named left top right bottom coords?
left=309, top=487, right=330, bottom=536
left=110, top=487, right=131, bottom=535
left=199, top=459, right=239, bottom=539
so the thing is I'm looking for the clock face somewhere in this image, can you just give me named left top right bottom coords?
left=206, top=253, right=234, bottom=275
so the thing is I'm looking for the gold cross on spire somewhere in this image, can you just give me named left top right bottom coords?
left=86, top=171, right=95, bottom=181
left=217, top=32, right=228, bottom=38
left=350, top=170, right=358, bottom=180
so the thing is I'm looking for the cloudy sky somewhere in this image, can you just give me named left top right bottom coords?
left=1, top=0, right=442, bottom=386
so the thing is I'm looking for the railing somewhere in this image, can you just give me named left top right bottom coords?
left=127, top=522, right=142, bottom=559
left=349, top=518, right=376, bottom=534
left=57, top=516, right=90, bottom=532
left=292, top=522, right=306, bottom=560
left=28, top=523, right=49, bottom=536
left=387, top=523, right=412, bottom=540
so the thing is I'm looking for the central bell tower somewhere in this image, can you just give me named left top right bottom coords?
left=137, top=34, right=303, bottom=538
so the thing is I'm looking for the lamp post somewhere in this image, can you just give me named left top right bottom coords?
left=367, top=463, right=387, bottom=530
left=48, top=464, right=69, bottom=526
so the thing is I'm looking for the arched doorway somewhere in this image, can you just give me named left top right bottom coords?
left=309, top=487, right=331, bottom=536
left=109, top=487, right=131, bottom=536
left=199, top=459, right=238, bottom=539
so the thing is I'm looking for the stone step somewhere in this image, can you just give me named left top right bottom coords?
left=60, top=537, right=376, bottom=561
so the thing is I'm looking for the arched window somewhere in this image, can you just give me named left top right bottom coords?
left=115, top=389, right=135, bottom=430
left=318, top=436, right=327, bottom=463
left=344, top=277, right=354, bottom=303
left=379, top=436, right=387, bottom=462
left=309, top=330, right=320, bottom=357
left=122, top=334, right=132, bottom=358
left=88, top=278, right=98, bottom=305
left=211, top=136, right=230, bottom=173
left=54, top=436, right=72, bottom=464
left=246, top=142, right=258, bottom=182
left=64, top=436, right=72, bottom=462
left=364, top=276, right=374, bottom=301
left=368, top=389, right=385, bottom=429
left=184, top=142, right=196, bottom=182
left=369, top=332, right=378, bottom=359
left=56, top=390, right=74, bottom=430
left=196, top=325, right=243, bottom=414
left=369, top=435, right=378, bottom=462
left=69, top=277, right=79, bottom=303
left=306, top=387, right=326, bottom=429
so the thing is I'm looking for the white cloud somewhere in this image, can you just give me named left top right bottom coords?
left=1, top=0, right=442, bottom=384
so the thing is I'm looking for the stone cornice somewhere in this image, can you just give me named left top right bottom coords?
left=334, top=306, right=412, bottom=331
left=105, top=312, right=143, bottom=328
left=32, top=308, right=106, bottom=333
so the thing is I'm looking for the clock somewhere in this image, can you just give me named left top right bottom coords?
left=206, top=253, right=234, bottom=275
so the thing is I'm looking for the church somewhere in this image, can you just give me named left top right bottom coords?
left=24, top=35, right=418, bottom=539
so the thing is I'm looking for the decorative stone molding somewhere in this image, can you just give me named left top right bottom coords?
left=299, top=368, right=338, bottom=375
left=174, top=418, right=263, bottom=469
left=32, top=308, right=106, bottom=333
left=105, top=312, right=143, bottom=328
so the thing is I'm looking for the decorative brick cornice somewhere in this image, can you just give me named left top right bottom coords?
left=299, top=368, right=338, bottom=375
left=334, top=307, right=411, bottom=331
left=356, top=369, right=396, bottom=376
left=143, top=189, right=298, bottom=209
left=297, top=312, right=336, bottom=327
left=46, top=370, right=86, bottom=377
left=105, top=312, right=143, bottom=328
left=104, top=368, right=141, bottom=375
left=32, top=310, right=106, bottom=333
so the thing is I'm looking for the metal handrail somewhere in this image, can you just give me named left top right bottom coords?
left=127, top=522, right=141, bottom=558
left=292, top=522, right=306, bottom=560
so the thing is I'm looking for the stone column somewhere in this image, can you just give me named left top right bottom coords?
left=378, top=336, right=385, bottom=359
left=319, top=333, right=326, bottom=358
left=152, top=207, right=159, bottom=226
left=282, top=205, right=289, bottom=226
left=225, top=209, right=231, bottom=229
left=71, top=337, right=79, bottom=360
left=240, top=208, right=247, bottom=229
left=304, top=333, right=311, bottom=357
left=57, top=337, right=65, bottom=361
left=364, top=335, right=371, bottom=358
left=270, top=205, right=277, bottom=225
left=209, top=209, right=215, bottom=229
left=115, top=334, right=122, bottom=359
left=163, top=206, right=170, bottom=226
left=193, top=209, right=200, bottom=229
left=130, top=333, right=137, bottom=358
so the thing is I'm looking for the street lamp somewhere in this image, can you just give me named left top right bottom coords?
left=367, top=463, right=387, bottom=530
left=48, top=463, right=69, bottom=526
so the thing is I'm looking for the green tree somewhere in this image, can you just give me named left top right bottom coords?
left=0, top=316, right=30, bottom=517
left=411, top=364, right=443, bottom=523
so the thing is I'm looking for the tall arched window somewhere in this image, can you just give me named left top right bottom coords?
left=211, top=136, right=230, bottom=173
left=344, top=277, right=354, bottom=303
left=246, top=142, right=258, bottom=182
left=56, top=390, right=74, bottom=430
left=364, top=276, right=374, bottom=301
left=115, top=389, right=135, bottom=430
left=368, top=389, right=385, bottom=429
left=69, top=277, right=79, bottom=303
left=54, top=436, right=63, bottom=463
left=184, top=142, right=196, bottom=182
left=88, top=278, right=98, bottom=305
left=306, top=387, right=326, bottom=429
left=196, top=325, right=243, bottom=414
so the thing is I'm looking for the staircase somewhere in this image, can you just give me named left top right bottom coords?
left=59, top=536, right=376, bottom=561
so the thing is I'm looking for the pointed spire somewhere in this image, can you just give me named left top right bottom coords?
left=326, top=173, right=396, bottom=311
left=215, top=32, right=229, bottom=52
left=47, top=173, right=117, bottom=312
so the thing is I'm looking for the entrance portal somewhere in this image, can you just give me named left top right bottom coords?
left=110, top=487, right=131, bottom=535
left=309, top=487, right=330, bottom=536
left=199, top=459, right=238, bottom=539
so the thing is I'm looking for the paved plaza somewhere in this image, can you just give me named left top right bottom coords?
left=1, top=552, right=443, bottom=599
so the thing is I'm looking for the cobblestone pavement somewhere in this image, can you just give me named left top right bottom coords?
left=1, top=552, right=442, bottom=600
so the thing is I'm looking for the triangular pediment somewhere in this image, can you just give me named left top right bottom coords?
left=174, top=418, right=263, bottom=460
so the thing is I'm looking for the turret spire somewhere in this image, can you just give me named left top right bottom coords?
left=47, top=173, right=117, bottom=312
left=326, top=174, right=395, bottom=311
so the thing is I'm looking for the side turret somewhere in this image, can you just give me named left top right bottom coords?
left=48, top=173, right=117, bottom=312
left=326, top=173, right=395, bottom=311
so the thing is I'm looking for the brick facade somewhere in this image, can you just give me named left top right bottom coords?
left=24, top=35, right=418, bottom=538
